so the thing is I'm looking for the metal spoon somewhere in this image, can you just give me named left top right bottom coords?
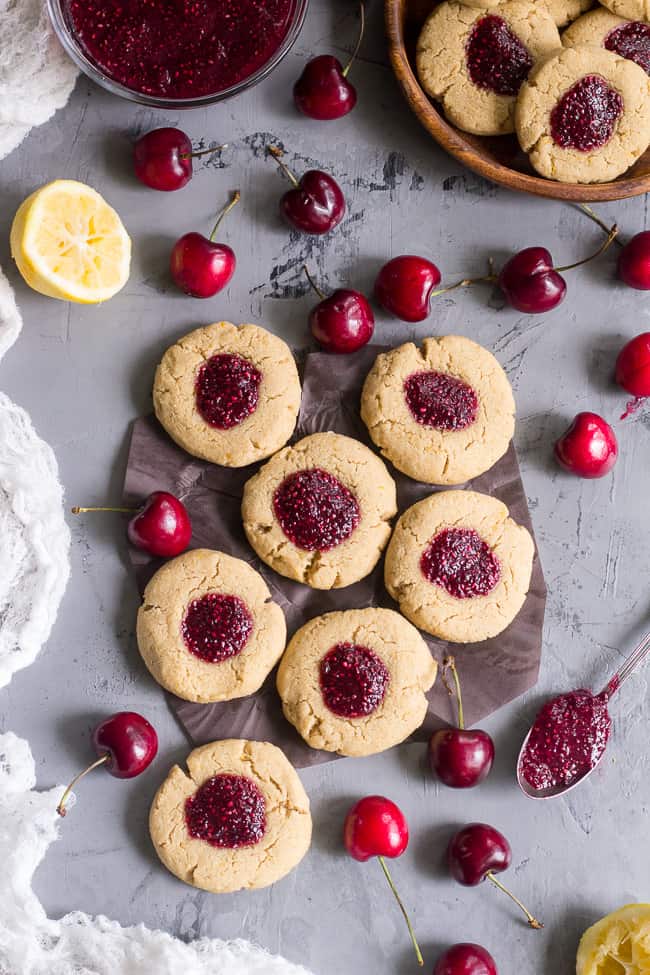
left=517, top=629, right=650, bottom=800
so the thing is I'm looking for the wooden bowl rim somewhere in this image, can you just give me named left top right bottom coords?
left=385, top=0, right=650, bottom=202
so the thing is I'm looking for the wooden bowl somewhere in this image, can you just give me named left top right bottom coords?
left=385, top=0, right=650, bottom=201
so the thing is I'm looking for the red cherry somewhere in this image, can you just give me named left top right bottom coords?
left=127, top=491, right=192, bottom=557
left=429, top=656, right=495, bottom=789
left=170, top=190, right=239, bottom=298
left=344, top=796, right=423, bottom=965
left=555, top=411, right=618, bottom=478
left=304, top=266, right=374, bottom=353
left=269, top=146, right=345, bottom=235
left=57, top=711, right=158, bottom=817
left=375, top=255, right=442, bottom=322
left=433, top=944, right=498, bottom=975
left=72, top=490, right=192, bottom=558
left=616, top=332, right=650, bottom=418
left=448, top=823, right=543, bottom=929
left=294, top=55, right=357, bottom=120
left=133, top=128, right=224, bottom=192
left=618, top=231, right=650, bottom=290
left=344, top=795, right=409, bottom=861
left=497, top=247, right=566, bottom=313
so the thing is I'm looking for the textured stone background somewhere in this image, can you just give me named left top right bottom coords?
left=0, top=1, right=649, bottom=971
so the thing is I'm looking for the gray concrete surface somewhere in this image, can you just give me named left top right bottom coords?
left=1, top=1, right=649, bottom=971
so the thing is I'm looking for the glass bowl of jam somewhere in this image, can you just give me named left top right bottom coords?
left=47, top=0, right=309, bottom=107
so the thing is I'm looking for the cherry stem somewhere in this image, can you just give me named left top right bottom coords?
left=429, top=275, right=495, bottom=299
left=209, top=190, right=241, bottom=242
left=486, top=872, right=544, bottom=930
left=555, top=224, right=619, bottom=274
left=577, top=204, right=623, bottom=249
left=442, top=655, right=464, bottom=730
left=181, top=143, right=228, bottom=160
left=303, top=265, right=326, bottom=300
left=56, top=754, right=109, bottom=818
left=343, top=1, right=365, bottom=77
left=71, top=505, right=135, bottom=515
left=377, top=856, right=424, bottom=967
left=268, top=145, right=299, bottom=188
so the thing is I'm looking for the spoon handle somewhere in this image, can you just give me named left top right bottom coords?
left=602, top=629, right=650, bottom=699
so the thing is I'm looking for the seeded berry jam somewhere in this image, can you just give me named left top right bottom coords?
left=319, top=643, right=390, bottom=718
left=195, top=353, right=261, bottom=430
left=182, top=593, right=253, bottom=663
left=465, top=15, right=533, bottom=96
left=185, top=774, right=266, bottom=847
left=273, top=468, right=360, bottom=551
left=605, top=22, right=650, bottom=76
left=520, top=689, right=612, bottom=791
left=550, top=74, right=623, bottom=151
left=63, top=0, right=297, bottom=100
left=421, top=527, right=500, bottom=599
left=404, top=371, right=479, bottom=431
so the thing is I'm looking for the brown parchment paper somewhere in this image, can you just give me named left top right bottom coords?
left=123, top=346, right=547, bottom=768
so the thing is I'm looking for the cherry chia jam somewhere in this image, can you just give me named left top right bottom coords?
left=63, top=0, right=298, bottom=100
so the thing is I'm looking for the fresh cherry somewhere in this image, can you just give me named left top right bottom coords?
left=133, top=127, right=225, bottom=192
left=375, top=255, right=442, bottom=322
left=555, top=412, right=618, bottom=478
left=433, top=944, right=498, bottom=975
left=344, top=796, right=423, bottom=966
left=429, top=656, right=495, bottom=789
left=497, top=247, right=566, bottom=313
left=170, top=190, right=239, bottom=298
left=72, top=490, right=192, bottom=558
left=618, top=231, right=650, bottom=290
left=616, top=332, right=650, bottom=418
left=448, top=823, right=543, bottom=929
left=57, top=711, right=158, bottom=817
left=268, top=146, right=345, bottom=235
left=304, top=266, right=374, bottom=353
left=293, top=2, right=364, bottom=120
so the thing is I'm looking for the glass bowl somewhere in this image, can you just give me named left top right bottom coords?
left=47, top=0, right=309, bottom=109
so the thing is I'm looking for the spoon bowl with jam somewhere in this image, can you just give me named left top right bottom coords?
left=517, top=629, right=650, bottom=800
left=48, top=0, right=309, bottom=108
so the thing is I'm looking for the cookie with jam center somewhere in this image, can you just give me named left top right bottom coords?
left=361, top=336, right=515, bottom=486
left=416, top=0, right=561, bottom=135
left=277, top=608, right=437, bottom=757
left=459, top=0, right=594, bottom=29
left=563, top=9, right=650, bottom=74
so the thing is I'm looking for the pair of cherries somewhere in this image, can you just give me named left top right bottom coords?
left=345, top=797, right=541, bottom=973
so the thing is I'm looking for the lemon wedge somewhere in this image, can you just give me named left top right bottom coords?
left=577, top=904, right=650, bottom=975
left=10, top=179, right=131, bottom=304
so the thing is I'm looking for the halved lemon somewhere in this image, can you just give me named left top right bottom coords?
left=577, top=904, right=650, bottom=975
left=10, top=179, right=131, bottom=304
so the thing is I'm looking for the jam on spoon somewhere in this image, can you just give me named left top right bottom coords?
left=517, top=629, right=650, bottom=798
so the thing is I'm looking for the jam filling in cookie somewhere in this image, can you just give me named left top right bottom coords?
left=605, top=22, right=650, bottom=75
left=273, top=468, right=361, bottom=551
left=465, top=15, right=533, bottom=96
left=404, top=371, right=479, bottom=431
left=319, top=642, right=391, bottom=718
left=185, top=773, right=266, bottom=848
left=182, top=593, right=254, bottom=663
left=420, top=527, right=501, bottom=598
left=550, top=74, right=623, bottom=151
left=195, top=353, right=262, bottom=430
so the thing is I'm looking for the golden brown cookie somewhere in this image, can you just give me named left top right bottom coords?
left=515, top=45, right=650, bottom=182
left=599, top=0, right=650, bottom=24
left=416, top=1, right=561, bottom=135
left=149, top=739, right=311, bottom=893
left=460, top=0, right=594, bottom=28
left=276, top=608, right=437, bottom=757
left=562, top=9, right=650, bottom=73
left=153, top=322, right=301, bottom=467
left=384, top=490, right=534, bottom=644
left=136, top=549, right=286, bottom=703
left=242, top=432, right=397, bottom=590
left=360, top=336, right=515, bottom=486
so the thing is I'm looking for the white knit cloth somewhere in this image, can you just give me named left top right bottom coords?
left=0, top=0, right=77, bottom=159
left=0, top=732, right=313, bottom=975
